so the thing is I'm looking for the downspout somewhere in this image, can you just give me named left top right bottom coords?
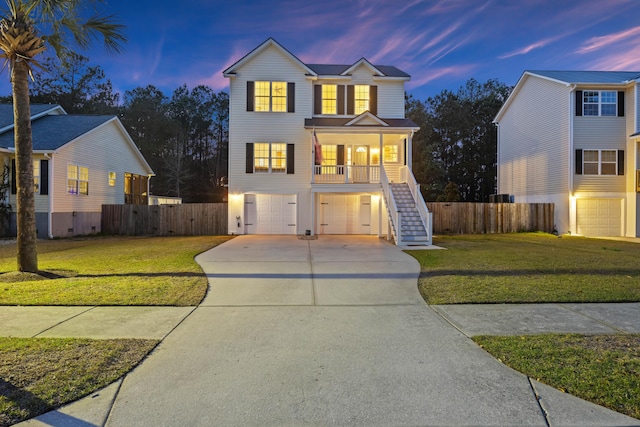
left=45, top=153, right=54, bottom=239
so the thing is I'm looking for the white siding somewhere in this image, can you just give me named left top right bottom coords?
left=498, top=75, right=570, bottom=197
left=228, top=44, right=313, bottom=233
left=52, top=120, right=151, bottom=213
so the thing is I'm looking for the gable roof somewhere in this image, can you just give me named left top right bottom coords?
left=0, top=114, right=117, bottom=151
left=494, top=70, right=640, bottom=123
left=528, top=70, right=640, bottom=85
left=223, top=38, right=411, bottom=80
left=0, top=104, right=65, bottom=131
left=223, top=37, right=316, bottom=77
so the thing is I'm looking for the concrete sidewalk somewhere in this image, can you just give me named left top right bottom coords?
left=7, top=235, right=639, bottom=426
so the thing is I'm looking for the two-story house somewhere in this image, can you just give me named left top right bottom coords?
left=494, top=71, right=640, bottom=237
left=223, top=38, right=431, bottom=245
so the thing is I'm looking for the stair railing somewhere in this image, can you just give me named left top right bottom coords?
left=380, top=166, right=401, bottom=245
left=400, top=166, right=433, bottom=245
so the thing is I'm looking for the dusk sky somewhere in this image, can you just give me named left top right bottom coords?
left=3, top=0, right=640, bottom=101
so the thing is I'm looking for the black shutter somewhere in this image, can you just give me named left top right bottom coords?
left=618, top=150, right=624, bottom=175
left=370, top=85, right=377, bottom=115
left=337, top=145, right=345, bottom=165
left=287, top=82, right=295, bottom=113
left=10, top=159, right=16, bottom=194
left=314, top=85, right=322, bottom=115
left=286, top=144, right=295, bottom=174
left=347, top=85, right=354, bottom=115
left=337, top=85, right=345, bottom=115
left=246, top=143, right=254, bottom=174
left=575, top=149, right=583, bottom=175
left=618, top=91, right=625, bottom=117
left=575, top=91, right=582, bottom=116
left=40, top=159, right=48, bottom=195
left=246, top=81, right=255, bottom=112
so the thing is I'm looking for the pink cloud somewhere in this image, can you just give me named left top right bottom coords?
left=578, top=26, right=640, bottom=54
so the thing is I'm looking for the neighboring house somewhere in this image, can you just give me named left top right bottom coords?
left=223, top=38, right=431, bottom=244
left=0, top=104, right=154, bottom=238
left=494, top=71, right=640, bottom=237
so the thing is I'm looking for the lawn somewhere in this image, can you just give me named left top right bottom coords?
left=0, top=235, right=233, bottom=305
left=408, top=233, right=640, bottom=304
left=0, top=337, right=158, bottom=427
left=474, top=333, right=640, bottom=420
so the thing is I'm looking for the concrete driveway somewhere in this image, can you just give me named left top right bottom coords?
left=101, top=235, right=636, bottom=426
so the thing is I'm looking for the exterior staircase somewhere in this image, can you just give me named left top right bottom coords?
left=390, top=183, right=430, bottom=244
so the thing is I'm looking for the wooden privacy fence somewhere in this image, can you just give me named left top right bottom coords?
left=102, top=203, right=227, bottom=236
left=425, top=202, right=555, bottom=234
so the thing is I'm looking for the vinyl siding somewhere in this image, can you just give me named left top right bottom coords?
left=52, top=120, right=151, bottom=213
left=497, top=75, right=570, bottom=197
left=227, top=44, right=313, bottom=232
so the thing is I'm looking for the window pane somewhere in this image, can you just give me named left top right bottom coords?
left=108, top=171, right=116, bottom=187
left=601, top=104, right=616, bottom=116
left=583, top=150, right=599, bottom=162
left=67, top=180, right=78, bottom=194
left=255, top=81, right=270, bottom=112
left=583, top=91, right=599, bottom=103
left=321, top=145, right=337, bottom=166
left=601, top=150, right=616, bottom=162
left=584, top=163, right=599, bottom=175
left=254, top=143, right=269, bottom=173
left=271, top=143, right=286, bottom=173
left=354, top=85, right=369, bottom=114
left=601, top=163, right=616, bottom=175
left=271, top=81, right=287, bottom=112
left=583, top=104, right=599, bottom=116
left=79, top=167, right=89, bottom=181
left=600, top=91, right=616, bottom=103
left=67, top=164, right=78, bottom=180
left=79, top=181, right=89, bottom=195
left=322, top=85, right=337, bottom=115
left=383, top=145, right=399, bottom=163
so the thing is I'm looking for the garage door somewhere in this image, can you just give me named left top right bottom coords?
left=244, top=194, right=297, bottom=234
left=318, top=195, right=371, bottom=234
left=576, top=198, right=622, bottom=237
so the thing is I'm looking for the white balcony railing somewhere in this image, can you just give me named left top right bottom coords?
left=313, top=165, right=380, bottom=184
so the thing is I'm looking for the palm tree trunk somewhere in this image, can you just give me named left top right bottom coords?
left=12, top=60, right=38, bottom=273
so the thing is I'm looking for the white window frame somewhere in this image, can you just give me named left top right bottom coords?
left=583, top=149, right=618, bottom=175
left=33, top=160, right=40, bottom=193
left=255, top=81, right=287, bottom=112
left=322, top=85, right=337, bottom=115
left=108, top=171, right=116, bottom=187
left=354, top=85, right=370, bottom=115
left=383, top=144, right=399, bottom=163
left=68, top=164, right=89, bottom=195
left=583, top=90, right=617, bottom=117
left=253, top=142, right=287, bottom=174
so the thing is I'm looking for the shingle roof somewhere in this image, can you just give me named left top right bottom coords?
left=528, top=70, right=640, bottom=84
left=0, top=114, right=115, bottom=150
left=305, top=117, right=418, bottom=128
left=0, top=104, right=61, bottom=129
left=306, top=64, right=410, bottom=78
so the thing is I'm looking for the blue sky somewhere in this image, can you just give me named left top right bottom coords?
left=3, top=0, right=640, bottom=100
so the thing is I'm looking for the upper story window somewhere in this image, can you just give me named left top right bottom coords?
left=582, top=90, right=617, bottom=116
left=108, top=171, right=116, bottom=187
left=354, top=85, right=370, bottom=114
left=322, top=85, right=337, bottom=115
left=255, top=81, right=287, bottom=112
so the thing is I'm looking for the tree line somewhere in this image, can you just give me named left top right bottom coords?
left=2, top=55, right=510, bottom=203
left=1, top=54, right=229, bottom=203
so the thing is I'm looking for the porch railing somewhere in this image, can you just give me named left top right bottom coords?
left=400, top=166, right=433, bottom=245
left=380, top=166, right=400, bottom=245
left=312, top=165, right=380, bottom=184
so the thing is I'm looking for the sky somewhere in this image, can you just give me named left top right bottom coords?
left=2, top=0, right=640, bottom=101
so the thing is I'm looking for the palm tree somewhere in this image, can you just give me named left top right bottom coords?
left=0, top=0, right=125, bottom=272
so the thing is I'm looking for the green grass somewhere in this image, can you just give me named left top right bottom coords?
left=408, top=233, right=640, bottom=304
left=0, top=235, right=233, bottom=306
left=474, top=334, right=640, bottom=420
left=0, top=337, right=158, bottom=427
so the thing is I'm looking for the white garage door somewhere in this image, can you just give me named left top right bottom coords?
left=244, top=194, right=297, bottom=234
left=576, top=198, right=622, bottom=237
left=318, top=194, right=371, bottom=234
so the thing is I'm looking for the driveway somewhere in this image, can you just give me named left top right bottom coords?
left=102, top=235, right=636, bottom=426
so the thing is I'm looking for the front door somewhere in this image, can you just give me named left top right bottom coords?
left=353, top=146, right=368, bottom=182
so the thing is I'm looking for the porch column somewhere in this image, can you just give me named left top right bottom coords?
left=311, top=191, right=316, bottom=236
left=407, top=133, right=413, bottom=169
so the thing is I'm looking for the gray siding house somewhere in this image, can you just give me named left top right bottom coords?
left=495, top=71, right=640, bottom=237
left=0, top=104, right=154, bottom=238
